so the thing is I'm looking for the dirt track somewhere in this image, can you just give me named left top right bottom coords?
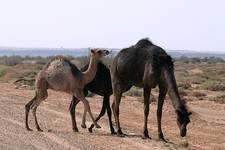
left=0, top=83, right=225, bottom=150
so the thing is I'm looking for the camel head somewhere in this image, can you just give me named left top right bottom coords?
left=90, top=48, right=110, bottom=59
left=176, top=109, right=192, bottom=137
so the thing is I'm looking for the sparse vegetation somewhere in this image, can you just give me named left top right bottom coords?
left=178, top=82, right=191, bottom=89
left=192, top=91, right=207, bottom=97
left=125, top=87, right=142, bottom=97
left=209, top=95, right=225, bottom=104
left=0, top=55, right=225, bottom=104
left=178, top=87, right=188, bottom=97
left=203, top=82, right=225, bottom=91
left=0, top=56, right=22, bottom=66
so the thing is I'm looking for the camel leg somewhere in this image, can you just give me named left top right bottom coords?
left=157, top=85, right=167, bottom=141
left=27, top=77, right=48, bottom=132
left=69, top=96, right=80, bottom=132
left=105, top=95, right=116, bottom=134
left=31, top=87, right=48, bottom=131
left=88, top=96, right=107, bottom=133
left=112, top=86, right=123, bottom=136
left=143, top=85, right=151, bottom=139
left=25, top=95, right=37, bottom=131
left=78, top=95, right=101, bottom=128
left=32, top=103, right=43, bottom=131
left=81, top=89, right=89, bottom=129
left=81, top=107, right=87, bottom=128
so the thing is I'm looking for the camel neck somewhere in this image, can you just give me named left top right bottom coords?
left=82, top=56, right=98, bottom=85
left=164, top=68, right=184, bottom=111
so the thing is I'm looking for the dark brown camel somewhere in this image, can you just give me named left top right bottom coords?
left=110, top=38, right=192, bottom=141
left=69, top=61, right=116, bottom=134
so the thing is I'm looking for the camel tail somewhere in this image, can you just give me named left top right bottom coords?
left=159, top=54, right=174, bottom=69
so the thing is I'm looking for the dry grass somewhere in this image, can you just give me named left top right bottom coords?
left=209, top=95, right=225, bottom=104
left=192, top=91, right=207, bottom=97
left=0, top=56, right=225, bottom=104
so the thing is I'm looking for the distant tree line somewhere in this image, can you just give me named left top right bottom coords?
left=0, top=55, right=223, bottom=67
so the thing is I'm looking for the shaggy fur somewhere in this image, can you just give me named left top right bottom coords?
left=110, top=38, right=191, bottom=140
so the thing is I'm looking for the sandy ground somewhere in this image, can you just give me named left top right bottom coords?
left=0, top=83, right=225, bottom=150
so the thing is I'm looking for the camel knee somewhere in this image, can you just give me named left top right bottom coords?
left=25, top=103, right=31, bottom=112
left=32, top=106, right=37, bottom=113
left=99, top=108, right=106, bottom=117
left=36, top=88, right=48, bottom=100
left=39, top=94, right=48, bottom=100
left=69, top=103, right=75, bottom=113
left=25, top=95, right=37, bottom=110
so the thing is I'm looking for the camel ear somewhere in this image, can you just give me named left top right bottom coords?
left=90, top=49, right=95, bottom=54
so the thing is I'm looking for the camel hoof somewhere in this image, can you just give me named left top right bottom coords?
left=88, top=127, right=93, bottom=133
left=95, top=124, right=101, bottom=128
left=81, top=124, right=87, bottom=129
left=73, top=128, right=79, bottom=132
left=26, top=128, right=33, bottom=131
left=142, top=135, right=151, bottom=139
left=160, top=138, right=167, bottom=143
left=117, top=133, right=126, bottom=137
left=37, top=128, right=43, bottom=132
left=116, top=129, right=126, bottom=137
left=111, top=130, right=116, bottom=135
left=142, top=133, right=151, bottom=139
left=159, top=134, right=167, bottom=142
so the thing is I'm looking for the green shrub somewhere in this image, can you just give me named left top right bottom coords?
left=0, top=68, right=10, bottom=77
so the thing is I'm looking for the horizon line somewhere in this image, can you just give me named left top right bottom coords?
left=0, top=46, right=225, bottom=53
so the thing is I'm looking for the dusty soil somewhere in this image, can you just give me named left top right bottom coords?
left=0, top=83, right=225, bottom=150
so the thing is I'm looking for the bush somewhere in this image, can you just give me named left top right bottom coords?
left=178, top=82, right=191, bottom=89
left=125, top=87, right=142, bottom=97
left=191, top=76, right=206, bottom=84
left=209, top=95, right=225, bottom=104
left=204, top=82, right=225, bottom=91
left=0, top=68, right=10, bottom=77
left=0, top=56, right=22, bottom=66
left=178, top=87, right=188, bottom=97
left=192, top=91, right=206, bottom=97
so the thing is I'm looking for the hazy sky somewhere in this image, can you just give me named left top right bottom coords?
left=0, top=0, right=225, bottom=51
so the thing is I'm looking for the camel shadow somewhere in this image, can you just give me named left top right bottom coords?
left=46, top=129, right=179, bottom=147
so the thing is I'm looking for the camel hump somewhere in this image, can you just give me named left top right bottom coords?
left=43, top=55, right=81, bottom=77
left=43, top=56, right=70, bottom=69
left=135, top=38, right=153, bottom=48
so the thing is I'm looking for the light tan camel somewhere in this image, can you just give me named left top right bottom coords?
left=25, top=49, right=109, bottom=132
